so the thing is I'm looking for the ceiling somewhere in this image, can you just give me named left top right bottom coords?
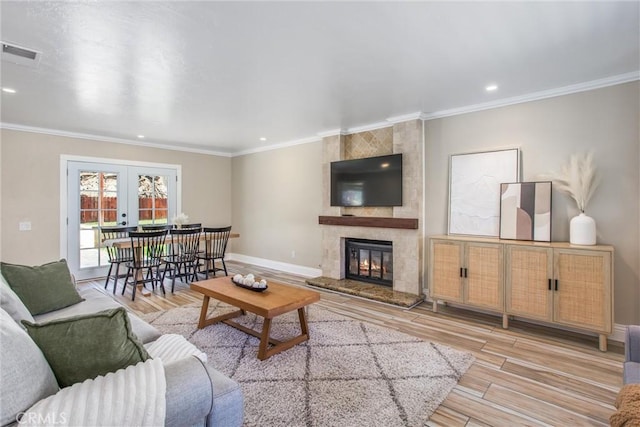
left=1, top=1, right=638, bottom=155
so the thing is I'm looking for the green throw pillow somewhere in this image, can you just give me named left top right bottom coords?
left=0, top=259, right=84, bottom=315
left=22, top=307, right=150, bottom=387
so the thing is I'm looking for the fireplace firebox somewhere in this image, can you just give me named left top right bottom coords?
left=345, top=238, right=393, bottom=286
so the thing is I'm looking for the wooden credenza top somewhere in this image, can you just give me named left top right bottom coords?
left=319, top=216, right=418, bottom=230
left=428, top=235, right=614, bottom=252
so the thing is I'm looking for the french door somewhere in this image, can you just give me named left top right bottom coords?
left=66, top=160, right=178, bottom=280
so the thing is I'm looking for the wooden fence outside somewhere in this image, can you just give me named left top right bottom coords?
left=80, top=195, right=168, bottom=223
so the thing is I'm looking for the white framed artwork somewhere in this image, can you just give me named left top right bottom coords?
left=448, top=148, right=520, bottom=237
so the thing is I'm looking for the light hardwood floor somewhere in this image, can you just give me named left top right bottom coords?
left=82, top=260, right=624, bottom=427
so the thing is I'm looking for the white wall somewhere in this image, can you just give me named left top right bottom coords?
left=231, top=141, right=323, bottom=269
left=424, top=81, right=640, bottom=325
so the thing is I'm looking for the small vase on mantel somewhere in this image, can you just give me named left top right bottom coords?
left=570, top=212, right=596, bottom=245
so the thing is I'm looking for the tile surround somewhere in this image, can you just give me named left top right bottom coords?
left=320, top=119, right=424, bottom=297
left=343, top=127, right=394, bottom=217
left=344, top=127, right=393, bottom=159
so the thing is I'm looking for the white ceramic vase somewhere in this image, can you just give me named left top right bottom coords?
left=570, top=213, right=596, bottom=245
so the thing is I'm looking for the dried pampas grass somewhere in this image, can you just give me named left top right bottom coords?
left=541, top=151, right=599, bottom=212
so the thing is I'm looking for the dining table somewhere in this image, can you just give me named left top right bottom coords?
left=103, top=231, right=240, bottom=297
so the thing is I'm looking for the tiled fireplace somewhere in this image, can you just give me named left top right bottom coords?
left=320, top=227, right=421, bottom=296
left=316, top=119, right=424, bottom=299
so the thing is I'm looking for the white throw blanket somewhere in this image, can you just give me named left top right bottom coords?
left=145, top=334, right=207, bottom=364
left=22, top=359, right=166, bottom=427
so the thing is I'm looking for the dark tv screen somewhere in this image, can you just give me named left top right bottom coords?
left=330, top=154, right=403, bottom=207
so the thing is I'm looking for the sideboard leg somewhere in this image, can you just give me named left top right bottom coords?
left=599, top=334, right=608, bottom=352
left=432, top=300, right=438, bottom=313
left=502, top=314, right=509, bottom=329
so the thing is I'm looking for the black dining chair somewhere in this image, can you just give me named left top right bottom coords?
left=162, top=227, right=202, bottom=292
left=101, top=226, right=138, bottom=294
left=196, top=226, right=232, bottom=278
left=123, top=230, right=168, bottom=300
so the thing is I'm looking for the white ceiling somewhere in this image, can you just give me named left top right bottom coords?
left=1, top=1, right=638, bottom=155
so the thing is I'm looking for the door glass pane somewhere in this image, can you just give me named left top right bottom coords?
left=383, top=252, right=393, bottom=281
left=371, top=251, right=382, bottom=279
left=359, top=249, right=369, bottom=276
left=138, top=175, right=169, bottom=225
left=348, top=246, right=358, bottom=276
left=79, top=172, right=117, bottom=268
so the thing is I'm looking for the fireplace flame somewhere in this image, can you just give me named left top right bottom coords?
left=360, top=259, right=385, bottom=273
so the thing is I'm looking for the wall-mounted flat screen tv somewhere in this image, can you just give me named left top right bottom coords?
left=330, top=153, right=403, bottom=207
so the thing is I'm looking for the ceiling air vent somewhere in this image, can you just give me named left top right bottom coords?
left=1, top=41, right=41, bottom=67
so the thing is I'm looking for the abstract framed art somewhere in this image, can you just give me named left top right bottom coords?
left=499, top=181, right=552, bottom=242
left=448, top=148, right=520, bottom=237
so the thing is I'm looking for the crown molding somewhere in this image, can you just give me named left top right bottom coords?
left=386, top=112, right=423, bottom=123
left=317, top=128, right=346, bottom=138
left=0, top=122, right=232, bottom=157
left=345, top=120, right=393, bottom=134
left=422, top=71, right=639, bottom=120
left=341, top=111, right=422, bottom=134
left=3, top=73, right=636, bottom=157
left=231, top=135, right=322, bottom=157
left=251, top=72, right=638, bottom=153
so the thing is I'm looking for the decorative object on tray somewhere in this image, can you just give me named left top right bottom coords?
left=232, top=274, right=268, bottom=292
left=541, top=151, right=599, bottom=245
left=448, top=148, right=520, bottom=237
left=499, top=181, right=552, bottom=242
left=171, top=212, right=189, bottom=228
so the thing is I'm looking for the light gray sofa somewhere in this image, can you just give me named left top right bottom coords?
left=624, top=325, right=640, bottom=384
left=0, top=276, right=243, bottom=427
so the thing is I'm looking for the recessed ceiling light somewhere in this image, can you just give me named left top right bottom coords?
left=259, top=137, right=267, bottom=141
left=485, top=84, right=498, bottom=92
left=137, top=135, right=145, bottom=139
left=2, top=87, right=16, bottom=93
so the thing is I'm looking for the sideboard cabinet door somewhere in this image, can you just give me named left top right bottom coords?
left=505, top=245, right=553, bottom=322
left=465, top=243, right=503, bottom=311
left=430, top=239, right=464, bottom=303
left=553, top=249, right=612, bottom=334
left=430, top=239, right=503, bottom=311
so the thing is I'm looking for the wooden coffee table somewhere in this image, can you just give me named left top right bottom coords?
left=190, top=276, right=320, bottom=360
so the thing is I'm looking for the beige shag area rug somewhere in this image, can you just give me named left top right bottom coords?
left=141, top=301, right=474, bottom=427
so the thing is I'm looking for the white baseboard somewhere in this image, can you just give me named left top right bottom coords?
left=226, top=253, right=322, bottom=278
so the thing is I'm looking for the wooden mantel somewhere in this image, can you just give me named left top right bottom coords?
left=318, top=216, right=418, bottom=230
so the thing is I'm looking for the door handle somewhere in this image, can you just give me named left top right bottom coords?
left=464, top=268, right=468, bottom=278
left=555, top=279, right=558, bottom=291
left=460, top=267, right=464, bottom=277
left=548, top=279, right=552, bottom=290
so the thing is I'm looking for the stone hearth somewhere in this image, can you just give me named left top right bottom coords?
left=306, top=277, right=423, bottom=308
